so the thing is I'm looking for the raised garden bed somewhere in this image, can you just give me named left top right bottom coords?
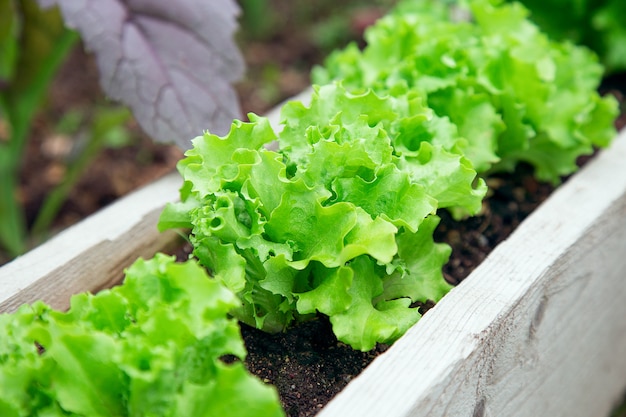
left=3, top=1, right=626, bottom=415
left=2, top=90, right=626, bottom=415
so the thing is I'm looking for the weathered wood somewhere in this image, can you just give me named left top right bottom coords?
left=318, top=128, right=626, bottom=417
left=0, top=172, right=183, bottom=313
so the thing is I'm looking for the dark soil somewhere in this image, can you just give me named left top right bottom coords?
left=3, top=2, right=626, bottom=417
left=241, top=317, right=388, bottom=417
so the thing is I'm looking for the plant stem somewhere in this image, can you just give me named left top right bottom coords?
left=0, top=146, right=27, bottom=257
left=0, top=2, right=78, bottom=257
left=30, top=130, right=104, bottom=239
left=31, top=107, right=132, bottom=239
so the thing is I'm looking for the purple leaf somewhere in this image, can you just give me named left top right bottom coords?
left=39, top=0, right=245, bottom=149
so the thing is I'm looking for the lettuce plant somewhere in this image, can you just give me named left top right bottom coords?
left=159, top=0, right=617, bottom=352
left=0, top=254, right=284, bottom=417
left=159, top=83, right=486, bottom=351
left=313, top=0, right=618, bottom=183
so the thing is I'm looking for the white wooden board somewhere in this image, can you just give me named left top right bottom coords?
left=318, top=128, right=626, bottom=417
left=0, top=172, right=183, bottom=312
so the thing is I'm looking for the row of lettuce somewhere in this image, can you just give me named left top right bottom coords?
left=0, top=0, right=618, bottom=415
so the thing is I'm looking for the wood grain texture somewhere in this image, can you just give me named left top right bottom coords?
left=0, top=172, right=183, bottom=312
left=318, top=128, right=626, bottom=417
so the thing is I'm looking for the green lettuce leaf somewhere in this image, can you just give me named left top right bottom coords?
left=280, top=83, right=486, bottom=216
left=0, top=254, right=285, bottom=417
left=328, top=256, right=419, bottom=352
left=314, top=0, right=618, bottom=184
left=160, top=98, right=463, bottom=349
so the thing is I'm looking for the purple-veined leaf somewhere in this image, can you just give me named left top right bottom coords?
left=38, top=0, right=245, bottom=149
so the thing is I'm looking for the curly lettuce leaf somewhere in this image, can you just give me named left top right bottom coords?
left=160, top=103, right=463, bottom=349
left=280, top=83, right=486, bottom=215
left=328, top=216, right=452, bottom=351
left=0, top=254, right=285, bottom=417
left=328, top=256, right=419, bottom=351
left=180, top=115, right=278, bottom=197
left=314, top=0, right=618, bottom=184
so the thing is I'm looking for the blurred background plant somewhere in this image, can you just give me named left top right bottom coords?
left=0, top=1, right=78, bottom=257
left=508, top=0, right=626, bottom=74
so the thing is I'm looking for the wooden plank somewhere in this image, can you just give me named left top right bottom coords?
left=0, top=172, right=183, bottom=312
left=318, top=128, right=626, bottom=417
